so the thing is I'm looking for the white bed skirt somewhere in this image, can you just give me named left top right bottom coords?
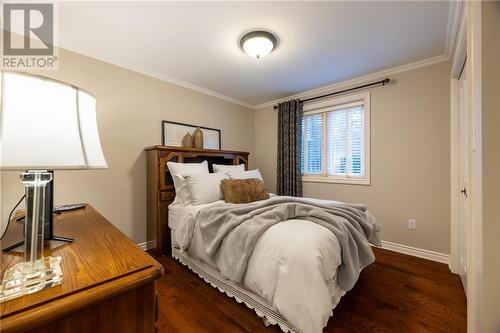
left=171, top=239, right=345, bottom=333
left=171, top=246, right=301, bottom=332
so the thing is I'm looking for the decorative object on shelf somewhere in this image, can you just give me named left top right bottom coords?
left=193, top=127, right=204, bottom=148
left=0, top=72, right=108, bottom=302
left=181, top=132, right=193, bottom=148
left=161, top=120, right=221, bottom=149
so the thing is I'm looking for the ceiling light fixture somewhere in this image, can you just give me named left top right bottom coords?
left=240, top=31, right=277, bottom=59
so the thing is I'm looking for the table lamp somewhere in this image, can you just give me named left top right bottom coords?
left=0, top=71, right=108, bottom=302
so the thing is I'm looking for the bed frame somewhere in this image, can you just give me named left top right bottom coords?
left=145, top=145, right=249, bottom=256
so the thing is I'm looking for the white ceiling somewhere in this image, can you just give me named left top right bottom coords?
left=59, top=1, right=453, bottom=108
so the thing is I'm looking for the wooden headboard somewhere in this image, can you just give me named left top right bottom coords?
left=145, top=145, right=249, bottom=255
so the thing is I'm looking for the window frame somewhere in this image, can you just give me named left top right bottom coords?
left=301, top=91, right=371, bottom=185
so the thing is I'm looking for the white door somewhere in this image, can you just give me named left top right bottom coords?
left=458, top=63, right=468, bottom=293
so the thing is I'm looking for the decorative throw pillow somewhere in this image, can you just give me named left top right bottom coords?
left=212, top=163, right=245, bottom=174
left=221, top=178, right=270, bottom=204
left=227, top=169, right=263, bottom=181
left=184, top=173, right=228, bottom=205
left=167, top=161, right=209, bottom=205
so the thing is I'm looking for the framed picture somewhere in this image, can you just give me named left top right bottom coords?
left=161, top=120, right=221, bottom=150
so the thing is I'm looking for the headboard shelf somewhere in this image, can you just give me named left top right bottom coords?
left=145, top=145, right=249, bottom=156
left=146, top=145, right=249, bottom=256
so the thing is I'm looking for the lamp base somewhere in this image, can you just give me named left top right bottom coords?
left=0, top=256, right=62, bottom=303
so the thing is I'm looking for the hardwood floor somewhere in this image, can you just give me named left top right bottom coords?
left=155, top=247, right=466, bottom=333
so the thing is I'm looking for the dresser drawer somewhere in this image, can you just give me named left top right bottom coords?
left=160, top=191, right=175, bottom=202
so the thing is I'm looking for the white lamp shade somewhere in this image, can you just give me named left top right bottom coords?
left=0, top=72, right=108, bottom=170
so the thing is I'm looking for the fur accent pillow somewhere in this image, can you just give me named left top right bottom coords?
left=221, top=178, right=270, bottom=204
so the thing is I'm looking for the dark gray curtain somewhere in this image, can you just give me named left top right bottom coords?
left=277, top=99, right=303, bottom=197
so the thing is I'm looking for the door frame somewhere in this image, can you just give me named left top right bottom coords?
left=450, top=2, right=484, bottom=331
left=450, top=65, right=468, bottom=292
left=449, top=0, right=467, bottom=276
left=466, top=1, right=483, bottom=331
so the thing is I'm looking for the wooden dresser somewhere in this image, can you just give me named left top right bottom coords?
left=0, top=205, right=162, bottom=333
left=145, top=146, right=249, bottom=256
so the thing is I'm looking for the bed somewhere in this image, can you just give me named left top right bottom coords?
left=170, top=198, right=356, bottom=333
left=146, top=147, right=380, bottom=333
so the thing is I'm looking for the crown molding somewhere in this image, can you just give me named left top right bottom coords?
left=61, top=48, right=255, bottom=109
left=254, top=54, right=450, bottom=110
left=445, top=0, right=463, bottom=57
left=114, top=61, right=255, bottom=109
left=66, top=49, right=450, bottom=112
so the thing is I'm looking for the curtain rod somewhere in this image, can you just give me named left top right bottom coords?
left=273, top=78, right=390, bottom=110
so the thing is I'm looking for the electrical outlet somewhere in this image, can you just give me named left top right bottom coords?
left=408, top=219, right=416, bottom=230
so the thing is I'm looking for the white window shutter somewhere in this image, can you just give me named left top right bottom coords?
left=327, top=110, right=347, bottom=175
left=304, top=113, right=323, bottom=174
left=301, top=93, right=368, bottom=183
left=348, top=106, right=364, bottom=176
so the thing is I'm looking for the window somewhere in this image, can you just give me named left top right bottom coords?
left=301, top=92, right=370, bottom=185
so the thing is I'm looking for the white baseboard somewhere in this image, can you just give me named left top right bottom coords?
left=137, top=240, right=156, bottom=251
left=137, top=241, right=149, bottom=251
left=379, top=240, right=450, bottom=264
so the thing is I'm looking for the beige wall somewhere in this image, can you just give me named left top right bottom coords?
left=0, top=48, right=255, bottom=243
left=481, top=1, right=500, bottom=330
left=255, top=61, right=451, bottom=254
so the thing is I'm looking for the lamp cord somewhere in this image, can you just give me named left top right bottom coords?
left=0, top=194, right=26, bottom=240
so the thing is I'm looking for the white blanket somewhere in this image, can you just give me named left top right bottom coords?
left=170, top=197, right=357, bottom=333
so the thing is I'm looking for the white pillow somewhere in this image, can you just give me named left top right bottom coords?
left=228, top=169, right=263, bottom=181
left=212, top=163, right=245, bottom=174
left=184, top=173, right=228, bottom=205
left=167, top=161, right=209, bottom=205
